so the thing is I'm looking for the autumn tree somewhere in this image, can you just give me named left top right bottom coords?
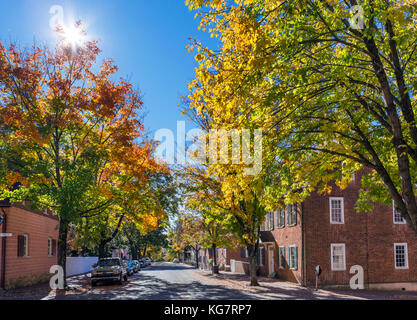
left=0, top=25, right=157, bottom=284
left=185, top=0, right=417, bottom=233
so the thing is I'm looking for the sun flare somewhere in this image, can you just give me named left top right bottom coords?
left=62, top=25, right=85, bottom=49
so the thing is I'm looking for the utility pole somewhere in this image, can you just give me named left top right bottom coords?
left=0, top=208, right=7, bottom=290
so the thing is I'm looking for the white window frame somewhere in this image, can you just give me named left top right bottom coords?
left=258, top=247, right=265, bottom=266
left=331, top=243, right=346, bottom=271
left=278, top=246, right=285, bottom=269
left=393, top=201, right=406, bottom=225
left=330, top=197, right=345, bottom=224
left=394, top=243, right=409, bottom=270
left=245, top=248, right=248, bottom=258
left=288, top=245, right=298, bottom=270
left=23, top=234, right=29, bottom=257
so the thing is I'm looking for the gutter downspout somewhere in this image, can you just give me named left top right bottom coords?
left=301, top=203, right=307, bottom=287
left=1, top=208, right=7, bottom=290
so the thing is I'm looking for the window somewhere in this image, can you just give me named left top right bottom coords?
left=393, top=201, right=406, bottom=224
left=17, top=235, right=29, bottom=257
left=266, top=211, right=274, bottom=231
left=331, top=244, right=346, bottom=271
left=330, top=197, right=344, bottom=224
left=288, top=246, right=298, bottom=270
left=394, top=243, right=409, bottom=269
left=277, top=209, right=285, bottom=228
left=260, top=221, right=265, bottom=232
left=48, top=238, right=52, bottom=256
left=287, top=204, right=297, bottom=226
left=279, top=247, right=286, bottom=269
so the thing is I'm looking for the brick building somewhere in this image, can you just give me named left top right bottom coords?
left=0, top=201, right=59, bottom=290
left=199, top=247, right=227, bottom=271
left=226, top=173, right=417, bottom=290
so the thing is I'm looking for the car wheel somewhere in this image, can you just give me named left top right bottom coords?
left=91, top=280, right=97, bottom=287
left=124, top=274, right=128, bottom=282
left=117, top=274, right=123, bottom=285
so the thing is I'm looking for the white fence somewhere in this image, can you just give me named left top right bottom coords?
left=66, top=257, right=98, bottom=277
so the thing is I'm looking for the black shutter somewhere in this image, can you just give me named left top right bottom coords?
left=17, top=235, right=25, bottom=257
left=262, top=248, right=266, bottom=266
left=256, top=249, right=260, bottom=265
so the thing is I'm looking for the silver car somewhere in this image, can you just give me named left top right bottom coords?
left=91, top=258, right=128, bottom=286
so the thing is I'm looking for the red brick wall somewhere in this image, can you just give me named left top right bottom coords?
left=1, top=206, right=59, bottom=287
left=303, top=176, right=417, bottom=287
left=269, top=206, right=303, bottom=283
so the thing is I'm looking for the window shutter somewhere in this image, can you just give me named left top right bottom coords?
left=256, top=249, right=260, bottom=265
left=52, top=240, right=57, bottom=256
left=17, top=235, right=25, bottom=257
left=261, top=247, right=266, bottom=266
left=287, top=247, right=291, bottom=268
left=294, top=204, right=297, bottom=225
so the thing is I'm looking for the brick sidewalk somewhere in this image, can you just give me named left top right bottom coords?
left=193, top=269, right=417, bottom=300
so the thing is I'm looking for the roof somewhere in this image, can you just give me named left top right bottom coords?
left=260, top=231, right=275, bottom=243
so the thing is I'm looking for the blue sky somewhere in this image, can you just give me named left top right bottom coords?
left=0, top=0, right=216, bottom=136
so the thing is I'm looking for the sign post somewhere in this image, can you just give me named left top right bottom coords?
left=315, top=265, right=322, bottom=291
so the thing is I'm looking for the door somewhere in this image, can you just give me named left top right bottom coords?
left=268, top=246, right=274, bottom=276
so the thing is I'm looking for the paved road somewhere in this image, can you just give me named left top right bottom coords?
left=3, top=262, right=413, bottom=300
left=47, top=262, right=257, bottom=300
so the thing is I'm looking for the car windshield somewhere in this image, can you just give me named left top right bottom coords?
left=97, top=259, right=120, bottom=267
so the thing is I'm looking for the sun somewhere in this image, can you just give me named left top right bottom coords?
left=61, top=24, right=86, bottom=50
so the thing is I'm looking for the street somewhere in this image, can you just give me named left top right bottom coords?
left=1, top=262, right=416, bottom=300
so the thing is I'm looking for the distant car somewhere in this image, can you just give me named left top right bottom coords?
left=139, top=259, right=146, bottom=268
left=172, top=258, right=179, bottom=263
left=144, top=257, right=152, bottom=266
left=91, top=257, right=128, bottom=286
left=132, top=260, right=141, bottom=273
left=125, top=261, right=134, bottom=276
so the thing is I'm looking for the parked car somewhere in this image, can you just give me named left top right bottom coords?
left=139, top=259, right=146, bottom=268
left=132, top=260, right=141, bottom=273
left=125, top=260, right=134, bottom=276
left=91, top=257, right=128, bottom=286
left=172, top=258, right=179, bottom=263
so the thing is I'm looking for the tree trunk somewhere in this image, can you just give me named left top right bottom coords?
left=212, top=243, right=219, bottom=274
left=131, top=249, right=138, bottom=260
left=195, top=246, right=199, bottom=269
left=98, top=241, right=108, bottom=259
left=57, top=219, right=69, bottom=288
left=247, top=244, right=259, bottom=286
left=143, top=245, right=148, bottom=258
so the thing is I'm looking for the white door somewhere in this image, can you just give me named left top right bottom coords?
left=268, top=246, right=274, bottom=276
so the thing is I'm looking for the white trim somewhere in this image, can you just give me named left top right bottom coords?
left=393, top=201, right=406, bottom=225
left=394, top=243, right=409, bottom=270
left=329, top=197, right=345, bottom=224
left=331, top=243, right=346, bottom=271
left=23, top=234, right=29, bottom=257
left=258, top=247, right=264, bottom=266
left=268, top=245, right=274, bottom=275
